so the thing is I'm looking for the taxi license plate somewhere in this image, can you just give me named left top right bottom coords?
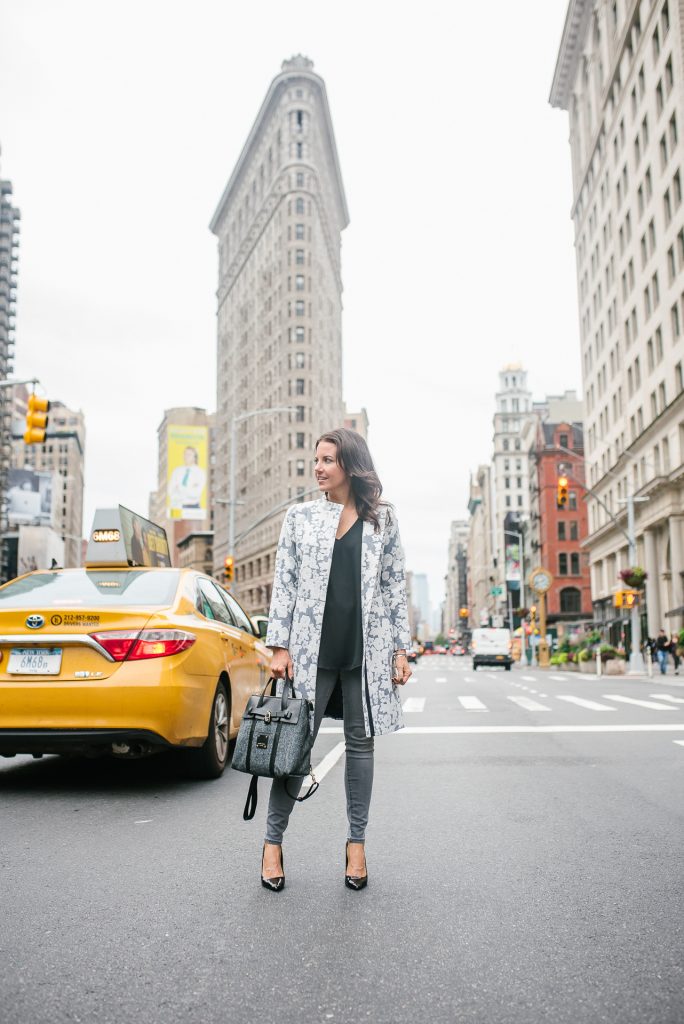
left=7, top=648, right=63, bottom=675
left=496, top=655, right=503, bottom=660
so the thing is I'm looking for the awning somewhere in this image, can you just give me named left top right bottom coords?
left=665, top=606, right=684, bottom=618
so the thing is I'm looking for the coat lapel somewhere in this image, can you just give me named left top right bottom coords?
left=361, top=507, right=387, bottom=635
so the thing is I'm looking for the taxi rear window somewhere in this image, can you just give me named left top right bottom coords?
left=0, top=570, right=180, bottom=607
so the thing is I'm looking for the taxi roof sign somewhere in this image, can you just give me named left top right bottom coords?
left=85, top=506, right=171, bottom=568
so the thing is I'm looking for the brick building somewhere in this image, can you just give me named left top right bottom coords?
left=531, top=421, right=592, bottom=624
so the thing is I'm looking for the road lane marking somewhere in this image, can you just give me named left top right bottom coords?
left=602, top=695, right=677, bottom=711
left=550, top=675, right=566, bottom=681
left=556, top=695, right=616, bottom=711
left=521, top=676, right=537, bottom=682
left=318, top=724, right=684, bottom=734
left=402, top=697, right=426, bottom=712
left=457, top=696, right=488, bottom=711
left=674, top=740, right=684, bottom=746
left=651, top=693, right=684, bottom=703
left=313, top=741, right=345, bottom=781
left=508, top=696, right=551, bottom=711
left=135, top=820, right=153, bottom=824
left=435, top=677, right=447, bottom=683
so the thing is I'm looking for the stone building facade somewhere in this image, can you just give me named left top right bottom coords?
left=210, top=56, right=348, bottom=613
left=0, top=152, right=20, bottom=581
left=444, top=519, right=469, bottom=634
left=467, top=464, right=496, bottom=627
left=551, top=0, right=684, bottom=635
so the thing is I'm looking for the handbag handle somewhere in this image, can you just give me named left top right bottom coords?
left=256, top=673, right=295, bottom=713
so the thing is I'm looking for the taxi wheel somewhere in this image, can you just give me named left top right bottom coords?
left=186, top=680, right=231, bottom=779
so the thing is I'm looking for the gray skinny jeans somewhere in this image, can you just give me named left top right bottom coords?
left=264, top=666, right=374, bottom=845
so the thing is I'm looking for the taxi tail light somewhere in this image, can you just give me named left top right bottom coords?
left=127, top=630, right=196, bottom=660
left=90, top=631, right=140, bottom=661
left=90, top=630, right=196, bottom=661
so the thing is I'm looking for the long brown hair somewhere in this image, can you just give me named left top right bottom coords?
left=315, top=428, right=386, bottom=532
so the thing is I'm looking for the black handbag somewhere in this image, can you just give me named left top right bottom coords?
left=232, top=675, right=319, bottom=821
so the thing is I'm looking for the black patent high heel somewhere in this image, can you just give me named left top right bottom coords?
left=261, top=843, right=285, bottom=892
left=345, top=840, right=368, bottom=891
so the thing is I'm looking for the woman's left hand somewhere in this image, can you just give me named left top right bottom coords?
left=392, top=654, right=412, bottom=685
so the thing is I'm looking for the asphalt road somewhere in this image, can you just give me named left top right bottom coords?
left=1, top=655, right=683, bottom=1024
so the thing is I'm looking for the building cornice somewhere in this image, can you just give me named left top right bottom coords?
left=549, top=0, right=592, bottom=110
left=210, top=62, right=349, bottom=235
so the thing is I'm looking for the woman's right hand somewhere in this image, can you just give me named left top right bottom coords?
left=270, top=647, right=294, bottom=680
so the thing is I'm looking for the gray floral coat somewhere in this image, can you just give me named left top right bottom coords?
left=266, top=496, right=411, bottom=737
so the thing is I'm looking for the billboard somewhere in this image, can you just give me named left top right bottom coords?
left=505, top=540, right=521, bottom=584
left=166, top=424, right=208, bottom=521
left=7, top=468, right=55, bottom=527
left=117, top=506, right=171, bottom=567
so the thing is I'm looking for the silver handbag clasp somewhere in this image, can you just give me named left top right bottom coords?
left=264, top=710, right=272, bottom=724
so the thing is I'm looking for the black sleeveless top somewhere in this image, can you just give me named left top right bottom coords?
left=318, top=517, right=363, bottom=670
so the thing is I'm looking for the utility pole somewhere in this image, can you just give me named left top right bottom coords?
left=227, top=405, right=297, bottom=564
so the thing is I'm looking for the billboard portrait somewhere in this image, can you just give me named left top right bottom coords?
left=7, top=468, right=55, bottom=527
left=166, top=424, right=208, bottom=521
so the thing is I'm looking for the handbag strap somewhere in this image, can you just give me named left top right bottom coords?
left=256, top=674, right=295, bottom=713
left=241, top=768, right=319, bottom=821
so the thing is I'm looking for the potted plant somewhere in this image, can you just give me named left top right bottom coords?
left=619, top=566, right=648, bottom=589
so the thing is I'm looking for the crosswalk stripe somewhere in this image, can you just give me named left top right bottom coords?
left=674, top=740, right=684, bottom=746
left=313, top=742, right=346, bottom=781
left=319, top=724, right=684, bottom=735
left=435, top=677, right=447, bottom=683
left=521, top=676, right=536, bottom=682
left=507, top=696, right=551, bottom=711
left=550, top=675, right=566, bottom=681
left=650, top=693, right=684, bottom=704
left=456, top=696, right=488, bottom=711
left=602, top=694, right=677, bottom=711
left=402, top=697, right=426, bottom=713
left=556, top=695, right=616, bottom=711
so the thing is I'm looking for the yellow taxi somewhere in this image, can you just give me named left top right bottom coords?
left=0, top=507, right=272, bottom=778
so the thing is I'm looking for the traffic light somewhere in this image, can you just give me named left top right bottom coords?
left=614, top=589, right=639, bottom=608
left=557, top=475, right=569, bottom=508
left=224, top=555, right=234, bottom=584
left=459, top=607, right=469, bottom=619
left=24, top=394, right=50, bottom=445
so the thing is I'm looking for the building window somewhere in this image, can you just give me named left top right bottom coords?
left=560, top=587, right=581, bottom=614
left=296, top=172, right=304, bottom=187
left=570, top=521, right=579, bottom=541
left=570, top=553, right=580, bottom=575
left=295, top=300, right=305, bottom=316
left=295, top=249, right=305, bottom=265
left=295, top=197, right=305, bottom=215
left=559, top=433, right=569, bottom=449
left=558, top=522, right=566, bottom=540
left=296, top=459, right=305, bottom=477
left=295, top=351, right=305, bottom=368
left=296, top=142, right=303, bottom=158
left=295, top=326, right=305, bottom=343
left=295, top=223, right=305, bottom=240
left=559, top=553, right=568, bottom=575
left=296, top=432, right=305, bottom=448
left=296, top=406, right=305, bottom=422
left=568, top=491, right=577, bottom=510
left=295, top=378, right=305, bottom=395
left=295, top=274, right=305, bottom=291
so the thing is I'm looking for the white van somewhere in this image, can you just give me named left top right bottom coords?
left=471, top=628, right=513, bottom=671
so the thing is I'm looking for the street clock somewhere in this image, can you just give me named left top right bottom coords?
left=529, top=567, right=553, bottom=594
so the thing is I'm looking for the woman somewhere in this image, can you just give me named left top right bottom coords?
left=262, top=428, right=412, bottom=891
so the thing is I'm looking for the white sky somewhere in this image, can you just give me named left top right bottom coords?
left=1, top=0, right=580, bottom=611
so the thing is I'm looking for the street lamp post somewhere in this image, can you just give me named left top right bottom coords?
left=503, top=528, right=526, bottom=663
left=227, top=406, right=297, bottom=559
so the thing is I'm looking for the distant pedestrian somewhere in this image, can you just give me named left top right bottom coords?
left=656, top=629, right=669, bottom=675
left=670, top=634, right=680, bottom=675
left=262, top=427, right=412, bottom=892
